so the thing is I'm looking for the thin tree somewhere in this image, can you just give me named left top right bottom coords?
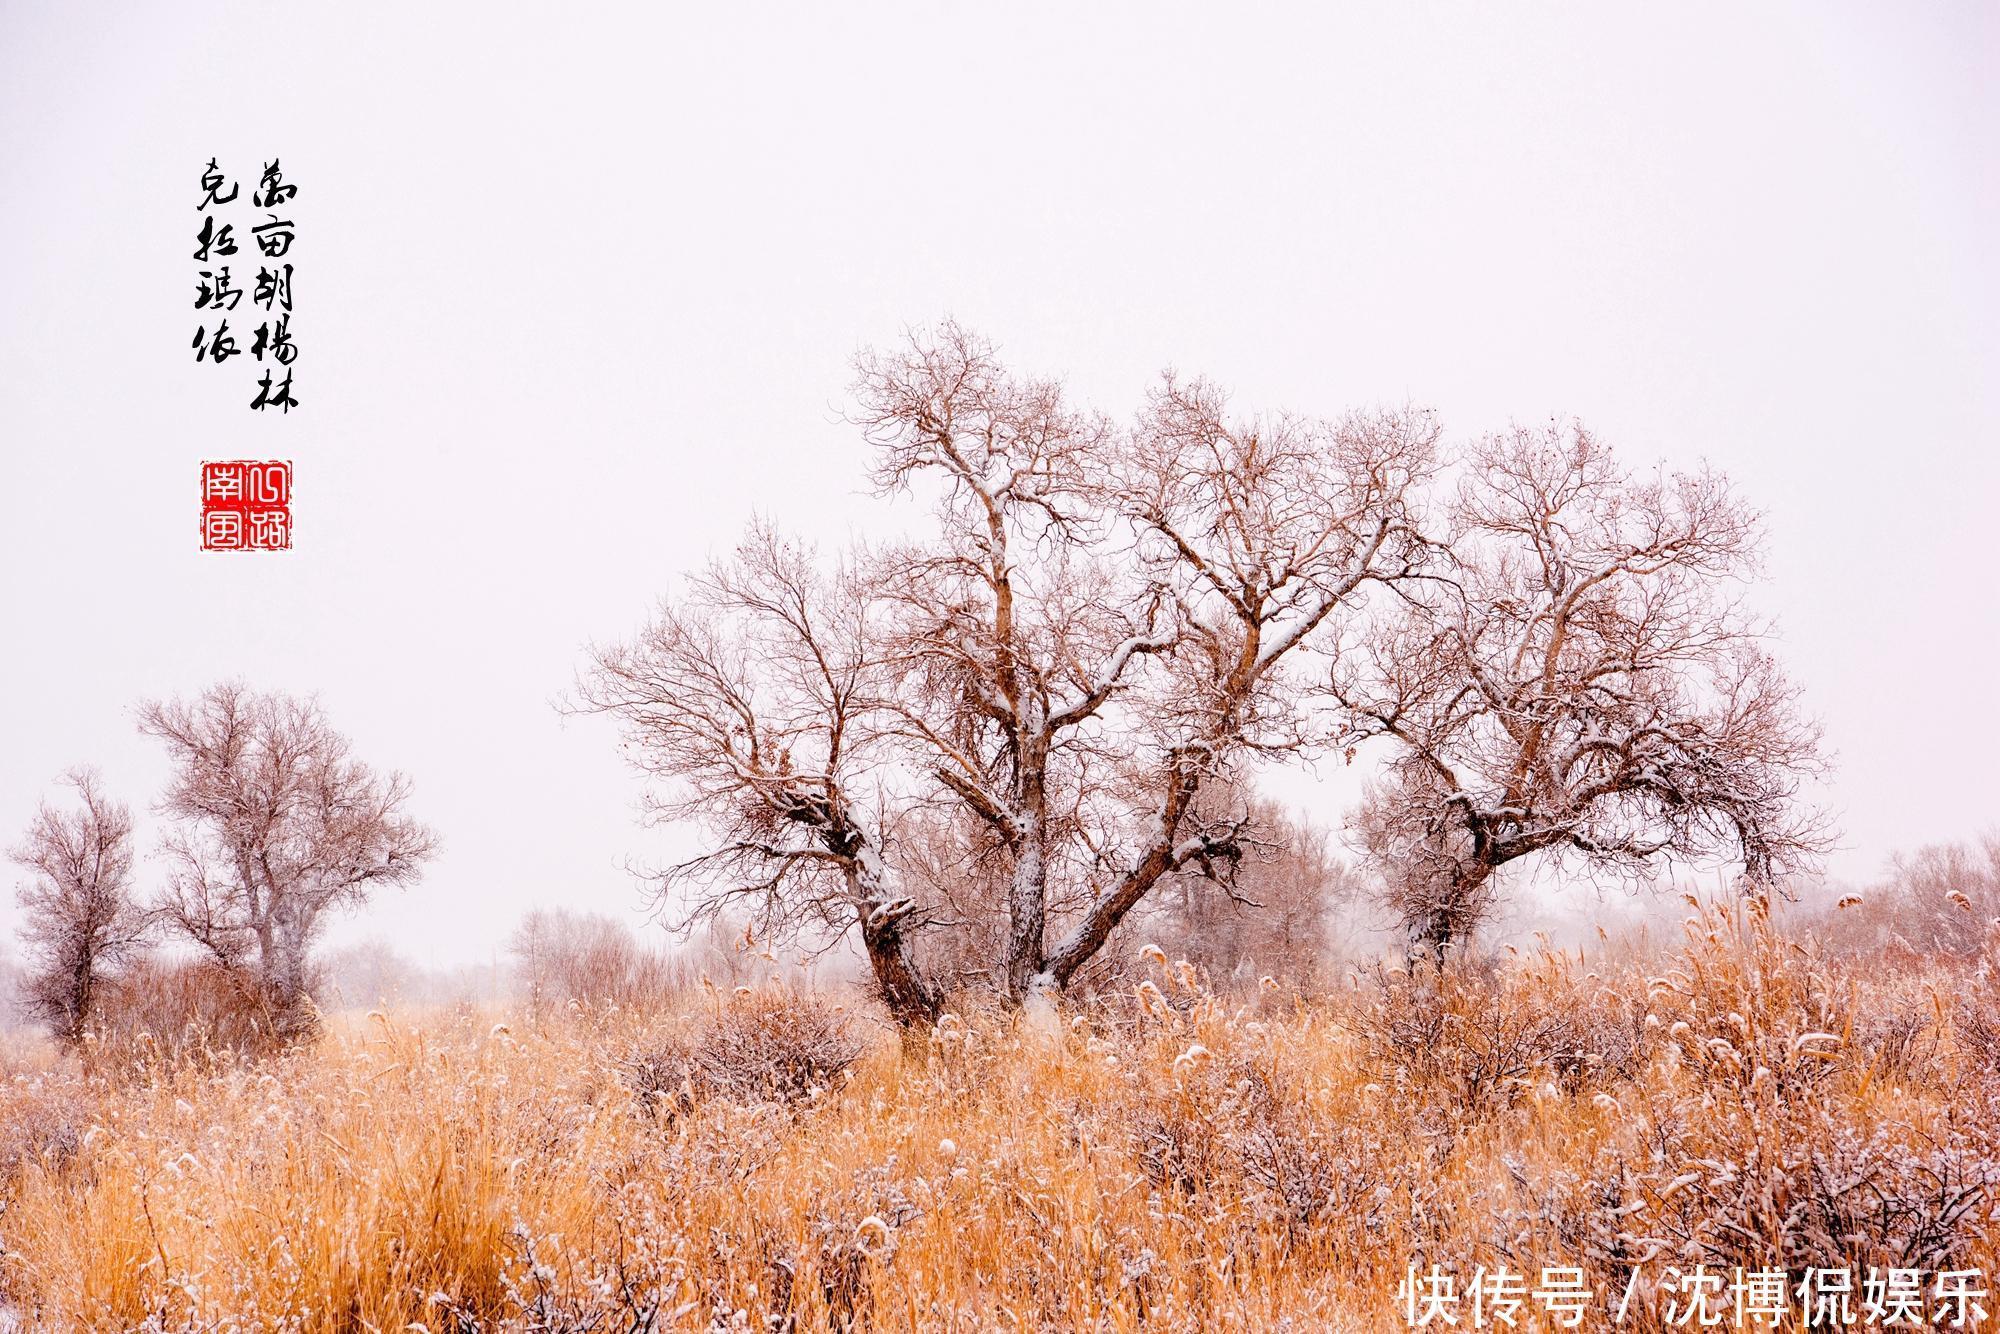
left=1333, top=423, right=1831, bottom=958
left=139, top=683, right=437, bottom=1037
left=574, top=526, right=940, bottom=1024
left=507, top=907, right=678, bottom=1012
left=9, top=768, right=148, bottom=1045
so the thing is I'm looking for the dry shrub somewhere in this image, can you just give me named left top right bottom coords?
left=0, top=1081, right=85, bottom=1186
left=629, top=987, right=862, bottom=1118
left=1355, top=951, right=1639, bottom=1131
left=87, top=957, right=291, bottom=1067
left=1137, top=1056, right=1394, bottom=1252
left=1105, top=953, right=1417, bottom=1270
left=1951, top=950, right=2000, bottom=1069
left=1657, top=1107, right=1996, bottom=1270
left=0, top=905, right=1994, bottom=1331
left=800, top=1160, right=922, bottom=1331
left=1491, top=901, right=2000, bottom=1304
left=1858, top=1005, right=1945, bottom=1082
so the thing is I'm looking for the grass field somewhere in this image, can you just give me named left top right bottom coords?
left=2, top=901, right=1996, bottom=1331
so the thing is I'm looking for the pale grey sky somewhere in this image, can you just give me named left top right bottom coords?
left=1, top=2, right=1994, bottom=968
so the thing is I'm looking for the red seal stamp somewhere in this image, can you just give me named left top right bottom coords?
left=201, top=460, right=291, bottom=551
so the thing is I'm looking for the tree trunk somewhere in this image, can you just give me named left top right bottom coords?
left=1040, top=760, right=1207, bottom=992
left=1409, top=862, right=1495, bottom=964
left=849, top=845, right=939, bottom=1028
left=859, top=913, right=939, bottom=1029
left=1005, top=825, right=1049, bottom=1002
left=260, top=926, right=319, bottom=1042
left=64, top=956, right=94, bottom=1047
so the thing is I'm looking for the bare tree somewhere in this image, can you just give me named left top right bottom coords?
left=507, top=908, right=687, bottom=1012
left=139, top=683, right=437, bottom=1037
left=574, top=526, right=940, bottom=1025
left=855, top=325, right=1156, bottom=1005
left=1333, top=423, right=1831, bottom=958
left=0, top=945, right=19, bottom=1028
left=9, top=769, right=148, bottom=1045
left=581, top=324, right=1434, bottom=1023
left=856, top=335, right=1434, bottom=1005
left=319, top=936, right=422, bottom=1010
left=1815, top=835, right=2000, bottom=958
left=1031, top=373, right=1435, bottom=996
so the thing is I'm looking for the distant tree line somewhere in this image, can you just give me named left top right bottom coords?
left=8, top=684, right=434, bottom=1047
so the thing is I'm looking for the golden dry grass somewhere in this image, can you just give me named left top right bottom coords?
left=1, top=902, right=1996, bottom=1331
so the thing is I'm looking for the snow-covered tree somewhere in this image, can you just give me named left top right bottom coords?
left=140, top=683, right=437, bottom=1037
left=575, top=527, right=940, bottom=1024
left=580, top=323, right=1436, bottom=1020
left=1333, top=423, right=1831, bottom=958
left=9, top=768, right=148, bottom=1045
